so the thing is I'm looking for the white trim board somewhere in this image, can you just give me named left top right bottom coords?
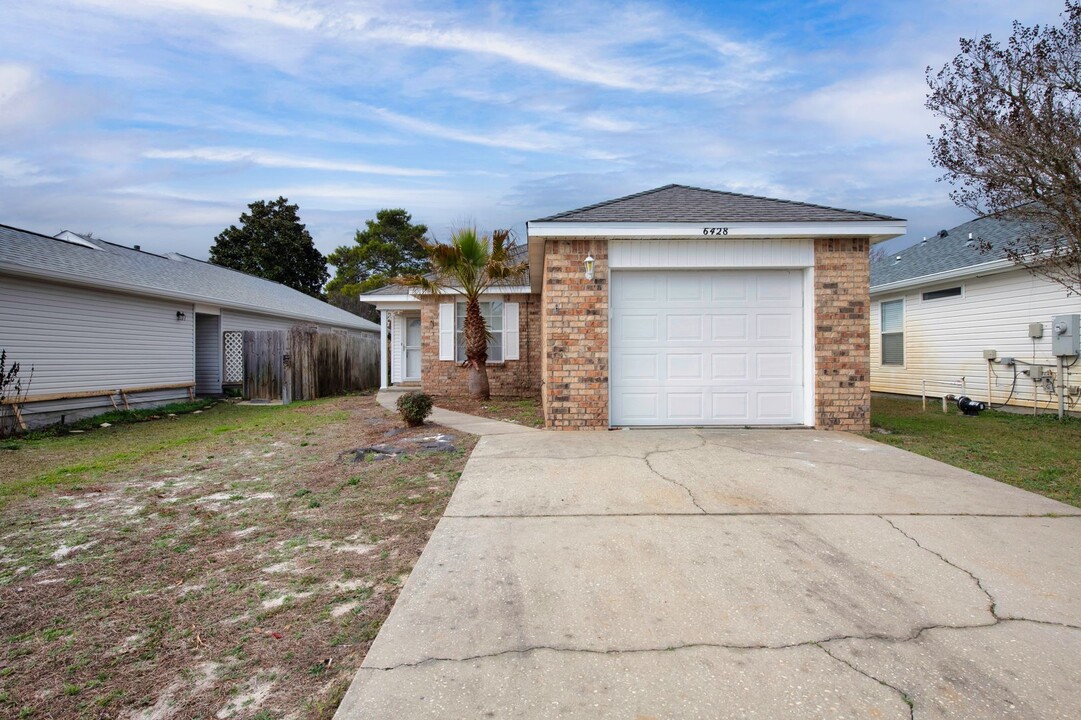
left=610, top=238, right=814, bottom=269
left=528, top=220, right=905, bottom=241
left=870, top=258, right=1015, bottom=295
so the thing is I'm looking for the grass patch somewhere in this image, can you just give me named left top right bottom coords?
left=869, top=395, right=1081, bottom=507
left=0, top=401, right=347, bottom=505
left=0, top=394, right=474, bottom=719
left=429, top=395, right=543, bottom=428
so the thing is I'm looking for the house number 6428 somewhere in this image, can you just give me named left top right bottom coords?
left=702, top=227, right=729, bottom=236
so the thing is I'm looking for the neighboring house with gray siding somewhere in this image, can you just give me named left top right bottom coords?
left=0, top=224, right=379, bottom=429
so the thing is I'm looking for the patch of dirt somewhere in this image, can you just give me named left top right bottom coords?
left=0, top=395, right=475, bottom=720
left=429, top=394, right=544, bottom=428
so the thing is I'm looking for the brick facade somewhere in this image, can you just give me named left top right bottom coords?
left=541, top=238, right=609, bottom=430
left=417, top=293, right=541, bottom=398
left=813, top=238, right=871, bottom=432
left=407, top=236, right=871, bottom=431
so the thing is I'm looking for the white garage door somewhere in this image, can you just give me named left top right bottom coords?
left=611, top=269, right=804, bottom=426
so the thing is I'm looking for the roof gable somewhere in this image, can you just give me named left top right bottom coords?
left=533, top=184, right=902, bottom=224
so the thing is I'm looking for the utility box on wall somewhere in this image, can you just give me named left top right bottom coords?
left=1052, top=314, right=1081, bottom=356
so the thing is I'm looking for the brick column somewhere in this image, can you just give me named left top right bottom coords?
left=541, top=238, right=608, bottom=429
left=814, top=238, right=871, bottom=432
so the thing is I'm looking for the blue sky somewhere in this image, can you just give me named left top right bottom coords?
left=0, top=0, right=1068, bottom=263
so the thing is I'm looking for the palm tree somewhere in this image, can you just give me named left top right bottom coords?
left=399, top=228, right=526, bottom=399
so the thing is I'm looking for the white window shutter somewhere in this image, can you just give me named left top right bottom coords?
left=438, top=303, right=455, bottom=361
left=504, top=302, right=520, bottom=361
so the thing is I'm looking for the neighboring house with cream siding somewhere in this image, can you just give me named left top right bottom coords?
left=870, top=215, right=1081, bottom=412
left=0, top=224, right=379, bottom=429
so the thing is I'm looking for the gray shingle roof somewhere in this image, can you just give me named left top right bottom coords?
left=533, top=184, right=903, bottom=223
left=870, top=214, right=1049, bottom=288
left=0, top=224, right=379, bottom=331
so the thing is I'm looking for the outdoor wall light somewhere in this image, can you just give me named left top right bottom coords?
left=176, top=311, right=186, bottom=321
left=584, top=254, right=595, bottom=281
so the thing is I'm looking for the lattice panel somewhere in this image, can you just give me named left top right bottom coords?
left=223, top=331, right=244, bottom=384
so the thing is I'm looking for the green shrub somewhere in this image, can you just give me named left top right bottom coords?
left=396, top=392, right=433, bottom=427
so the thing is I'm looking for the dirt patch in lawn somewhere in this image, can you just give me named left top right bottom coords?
left=0, top=395, right=475, bottom=719
left=429, top=395, right=543, bottom=428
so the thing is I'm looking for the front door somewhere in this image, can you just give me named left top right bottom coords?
left=404, top=316, right=422, bottom=380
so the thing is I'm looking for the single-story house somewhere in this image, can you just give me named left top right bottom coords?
left=362, top=184, right=906, bottom=431
left=870, top=214, right=1081, bottom=411
left=0, top=224, right=379, bottom=429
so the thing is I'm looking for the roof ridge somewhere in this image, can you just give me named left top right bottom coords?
left=537, top=184, right=681, bottom=221
left=532, top=184, right=901, bottom=223
left=669, top=184, right=900, bottom=222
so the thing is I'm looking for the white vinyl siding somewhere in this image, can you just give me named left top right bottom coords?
left=609, top=238, right=814, bottom=269
left=870, top=269, right=1081, bottom=409
left=0, top=275, right=194, bottom=425
left=221, top=309, right=311, bottom=334
left=880, top=299, right=904, bottom=366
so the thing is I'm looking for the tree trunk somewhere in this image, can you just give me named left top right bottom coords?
left=462, top=297, right=490, bottom=400
left=467, top=366, right=490, bottom=399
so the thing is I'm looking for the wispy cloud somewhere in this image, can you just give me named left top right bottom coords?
left=360, top=105, right=577, bottom=153
left=143, top=147, right=444, bottom=177
left=0, top=157, right=61, bottom=186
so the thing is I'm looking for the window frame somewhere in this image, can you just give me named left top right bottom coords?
left=454, top=300, right=504, bottom=364
left=880, top=298, right=905, bottom=367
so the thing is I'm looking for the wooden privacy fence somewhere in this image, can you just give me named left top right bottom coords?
left=242, top=326, right=379, bottom=403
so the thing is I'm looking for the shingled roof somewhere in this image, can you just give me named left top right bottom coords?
left=0, top=224, right=379, bottom=331
left=533, top=184, right=902, bottom=223
left=870, top=214, right=1050, bottom=289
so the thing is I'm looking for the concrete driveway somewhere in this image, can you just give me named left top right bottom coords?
left=335, top=428, right=1081, bottom=719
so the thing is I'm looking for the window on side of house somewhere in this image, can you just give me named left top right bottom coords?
left=880, top=299, right=904, bottom=366
left=921, top=286, right=963, bottom=301
left=455, top=301, right=503, bottom=363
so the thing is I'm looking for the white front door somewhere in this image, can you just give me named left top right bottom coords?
left=404, top=316, right=422, bottom=380
left=610, top=269, right=805, bottom=426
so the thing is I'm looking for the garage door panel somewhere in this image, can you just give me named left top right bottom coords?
left=615, top=273, right=658, bottom=302
left=666, top=314, right=705, bottom=341
left=710, top=274, right=750, bottom=302
left=666, top=353, right=704, bottom=380
left=611, top=269, right=805, bottom=426
left=666, top=277, right=705, bottom=301
left=711, top=392, right=750, bottom=420
left=617, top=353, right=658, bottom=381
left=757, top=392, right=797, bottom=420
left=617, top=314, right=658, bottom=341
left=616, top=392, right=659, bottom=420
left=711, top=315, right=749, bottom=340
left=667, top=393, right=705, bottom=420
left=711, top=353, right=748, bottom=379
left=755, top=273, right=801, bottom=303
left=755, top=352, right=800, bottom=381
left=756, top=313, right=800, bottom=341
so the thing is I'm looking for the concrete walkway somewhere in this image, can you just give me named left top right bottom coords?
left=376, top=388, right=540, bottom=436
left=336, top=427, right=1081, bottom=719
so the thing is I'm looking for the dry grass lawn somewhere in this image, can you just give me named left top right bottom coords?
left=0, top=395, right=475, bottom=719
left=430, top=394, right=543, bottom=428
